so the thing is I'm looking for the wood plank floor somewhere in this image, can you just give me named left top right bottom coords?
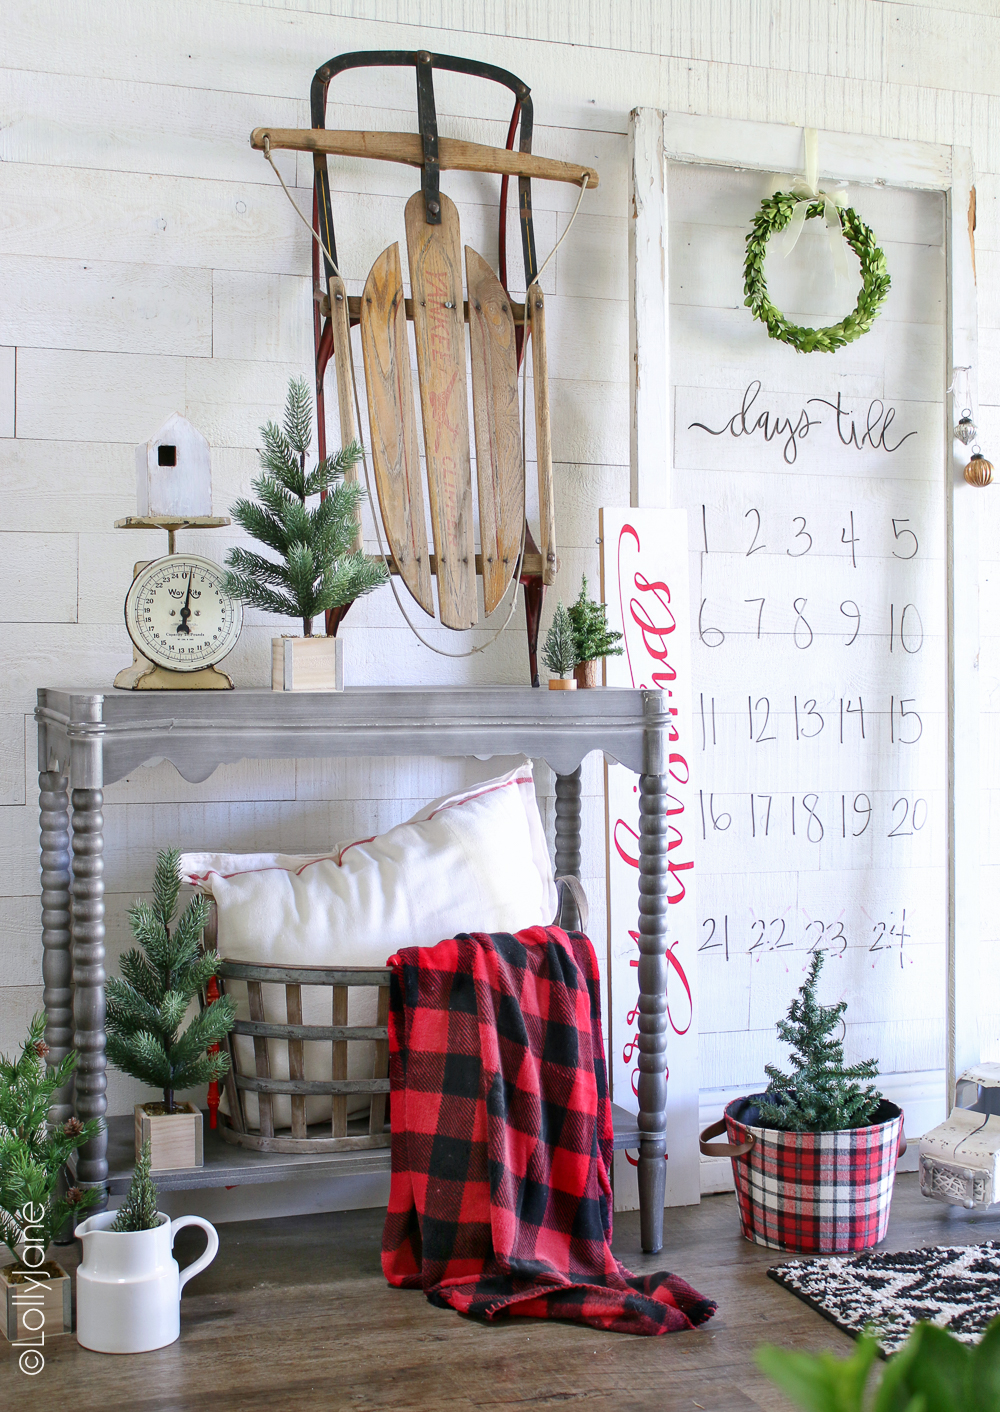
left=6, top=1173, right=1000, bottom=1412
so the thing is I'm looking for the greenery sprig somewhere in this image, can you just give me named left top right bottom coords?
left=0, top=1014, right=102, bottom=1266
left=743, top=194, right=890, bottom=353
left=758, top=1317, right=1000, bottom=1412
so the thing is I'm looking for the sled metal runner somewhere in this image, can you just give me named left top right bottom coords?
left=251, top=50, right=598, bottom=682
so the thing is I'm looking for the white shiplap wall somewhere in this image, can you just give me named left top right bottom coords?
left=3, top=0, right=1000, bottom=1201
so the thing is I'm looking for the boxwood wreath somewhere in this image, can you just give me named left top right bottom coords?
left=743, top=192, right=890, bottom=353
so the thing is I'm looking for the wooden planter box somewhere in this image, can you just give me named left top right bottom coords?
left=271, top=636, right=344, bottom=691
left=1, top=1260, right=72, bottom=1341
left=135, top=1101, right=204, bottom=1171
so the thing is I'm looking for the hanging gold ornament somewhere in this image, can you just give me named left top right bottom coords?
left=965, top=451, right=994, bottom=487
left=956, top=411, right=978, bottom=445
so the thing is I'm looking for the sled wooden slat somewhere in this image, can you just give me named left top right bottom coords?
left=404, top=190, right=477, bottom=629
left=251, top=128, right=599, bottom=190
left=343, top=295, right=526, bottom=326
left=328, top=271, right=362, bottom=553
left=466, top=247, right=523, bottom=614
left=360, top=243, right=435, bottom=617
left=528, top=283, right=556, bottom=585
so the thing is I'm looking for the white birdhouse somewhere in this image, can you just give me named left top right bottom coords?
left=135, top=413, right=212, bottom=517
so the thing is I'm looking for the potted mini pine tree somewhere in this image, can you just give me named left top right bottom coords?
left=567, top=575, right=623, bottom=688
left=76, top=1141, right=219, bottom=1354
left=106, top=849, right=236, bottom=1172
left=542, top=601, right=578, bottom=689
left=223, top=376, right=389, bottom=691
left=0, top=1014, right=102, bottom=1339
left=699, top=950, right=905, bottom=1253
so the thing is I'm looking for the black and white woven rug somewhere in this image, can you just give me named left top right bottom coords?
left=768, top=1243, right=1000, bottom=1355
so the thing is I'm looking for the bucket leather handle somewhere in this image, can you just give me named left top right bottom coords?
left=699, top=1117, right=756, bottom=1158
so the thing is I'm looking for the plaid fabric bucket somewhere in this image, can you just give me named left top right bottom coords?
left=700, top=1095, right=905, bottom=1253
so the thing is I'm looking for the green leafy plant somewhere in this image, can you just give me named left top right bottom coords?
left=756, top=949, right=881, bottom=1132
left=757, top=1317, right=1000, bottom=1412
left=0, top=1014, right=102, bottom=1267
left=743, top=194, right=890, bottom=352
left=106, top=848, right=236, bottom=1115
left=224, top=376, right=388, bottom=637
left=110, top=1141, right=161, bottom=1233
left=541, top=601, right=578, bottom=679
left=567, top=576, right=623, bottom=665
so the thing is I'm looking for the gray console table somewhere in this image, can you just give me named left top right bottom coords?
left=35, top=686, right=672, bottom=1252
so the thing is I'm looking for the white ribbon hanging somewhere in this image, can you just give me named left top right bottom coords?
left=782, top=127, right=850, bottom=281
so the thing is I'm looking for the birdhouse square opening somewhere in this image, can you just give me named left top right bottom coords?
left=157, top=444, right=177, bottom=467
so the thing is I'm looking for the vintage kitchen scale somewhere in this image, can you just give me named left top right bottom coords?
left=252, top=48, right=598, bottom=683
left=113, top=415, right=242, bottom=690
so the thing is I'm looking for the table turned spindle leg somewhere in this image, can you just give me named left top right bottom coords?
left=554, top=766, right=583, bottom=931
left=40, top=771, right=74, bottom=1128
left=71, top=784, right=108, bottom=1200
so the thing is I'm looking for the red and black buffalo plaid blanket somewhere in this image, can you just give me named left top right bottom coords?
left=381, top=925, right=716, bottom=1335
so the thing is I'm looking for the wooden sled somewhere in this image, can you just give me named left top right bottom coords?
left=252, top=50, right=598, bottom=684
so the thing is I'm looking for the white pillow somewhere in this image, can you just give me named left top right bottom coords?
left=179, top=759, right=555, bottom=1131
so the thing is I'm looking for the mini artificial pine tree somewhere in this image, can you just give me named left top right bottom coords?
left=757, top=950, right=882, bottom=1133
left=541, top=601, right=578, bottom=679
left=224, top=376, right=389, bottom=637
left=567, top=576, right=624, bottom=664
left=106, top=849, right=237, bottom=1115
left=0, top=1014, right=102, bottom=1267
left=111, top=1141, right=161, bottom=1233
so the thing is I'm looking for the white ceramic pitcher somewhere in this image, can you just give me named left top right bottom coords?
left=75, top=1209, right=219, bottom=1354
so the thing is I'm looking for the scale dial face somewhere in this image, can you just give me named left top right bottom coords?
left=124, top=554, right=243, bottom=672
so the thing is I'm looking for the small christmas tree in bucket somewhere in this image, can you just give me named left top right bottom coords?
left=224, top=377, right=388, bottom=689
left=700, top=949, right=903, bottom=1253
left=106, top=849, right=236, bottom=1170
left=757, top=949, right=881, bottom=1132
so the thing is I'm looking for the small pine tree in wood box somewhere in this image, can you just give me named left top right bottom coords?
left=106, top=849, right=236, bottom=1170
left=223, top=377, right=388, bottom=688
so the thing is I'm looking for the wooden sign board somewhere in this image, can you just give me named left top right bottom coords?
left=601, top=507, right=699, bottom=1210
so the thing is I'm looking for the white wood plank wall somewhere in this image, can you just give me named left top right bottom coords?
left=3, top=0, right=1000, bottom=1213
